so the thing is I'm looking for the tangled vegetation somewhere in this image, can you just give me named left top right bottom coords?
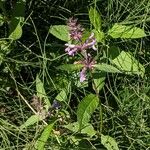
left=0, top=0, right=150, bottom=149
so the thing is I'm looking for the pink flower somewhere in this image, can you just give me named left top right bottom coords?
left=79, top=53, right=96, bottom=82
left=82, top=33, right=97, bottom=51
left=65, top=43, right=82, bottom=56
left=80, top=67, right=87, bottom=82
left=67, top=17, right=84, bottom=41
left=65, top=33, right=97, bottom=56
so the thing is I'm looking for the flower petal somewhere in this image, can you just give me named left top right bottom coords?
left=80, top=67, right=87, bottom=82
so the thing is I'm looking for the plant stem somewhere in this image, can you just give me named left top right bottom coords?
left=90, top=72, right=103, bottom=135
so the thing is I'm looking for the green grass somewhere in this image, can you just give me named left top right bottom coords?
left=0, top=0, right=150, bottom=149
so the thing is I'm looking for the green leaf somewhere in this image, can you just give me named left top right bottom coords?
left=108, top=23, right=146, bottom=38
left=111, top=51, right=145, bottom=77
left=94, top=64, right=121, bottom=73
left=9, top=19, right=22, bottom=40
left=49, top=25, right=70, bottom=41
left=20, top=115, right=40, bottom=130
left=92, top=29, right=105, bottom=43
left=36, top=75, right=51, bottom=110
left=57, top=64, right=84, bottom=72
left=64, top=122, right=96, bottom=137
left=77, top=94, right=99, bottom=130
left=36, top=121, right=56, bottom=150
left=93, top=72, right=106, bottom=93
left=89, top=7, right=102, bottom=31
left=101, top=134, right=119, bottom=150
left=55, top=89, right=67, bottom=102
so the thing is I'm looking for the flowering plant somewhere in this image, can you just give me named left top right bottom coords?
left=65, top=18, right=97, bottom=82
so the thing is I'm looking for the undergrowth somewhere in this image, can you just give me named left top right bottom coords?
left=0, top=0, right=150, bottom=150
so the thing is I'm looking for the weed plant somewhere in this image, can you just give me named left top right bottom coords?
left=0, top=0, right=150, bottom=150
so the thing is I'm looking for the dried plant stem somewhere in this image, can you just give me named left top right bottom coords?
left=17, top=90, right=48, bottom=125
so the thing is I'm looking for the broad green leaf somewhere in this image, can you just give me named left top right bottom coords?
left=93, top=72, right=106, bottom=93
left=89, top=7, right=102, bottom=31
left=94, top=64, right=121, bottom=73
left=111, top=51, right=145, bottom=77
left=92, top=29, right=105, bottom=43
left=36, top=75, right=51, bottom=110
left=9, top=19, right=22, bottom=40
left=20, top=115, right=40, bottom=130
left=49, top=25, right=70, bottom=41
left=55, top=89, right=67, bottom=102
left=64, top=122, right=96, bottom=137
left=77, top=94, right=99, bottom=130
left=57, top=64, right=84, bottom=72
left=36, top=121, right=56, bottom=150
left=108, top=23, right=146, bottom=38
left=101, top=134, right=119, bottom=150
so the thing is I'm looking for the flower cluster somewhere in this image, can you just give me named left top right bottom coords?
left=65, top=18, right=97, bottom=82
left=67, top=17, right=84, bottom=41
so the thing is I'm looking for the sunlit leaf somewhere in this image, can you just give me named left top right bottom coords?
left=20, top=115, right=40, bottom=130
left=36, top=121, right=56, bottom=150
left=55, top=89, right=67, bottom=102
left=94, top=64, right=121, bottom=73
left=92, top=29, right=105, bottom=43
left=101, top=134, right=119, bottom=150
left=92, top=71, right=106, bottom=93
left=108, top=23, right=146, bottom=38
left=9, top=19, right=22, bottom=40
left=111, top=51, right=145, bottom=77
left=64, top=122, right=96, bottom=137
left=57, top=64, right=84, bottom=72
left=77, top=94, right=99, bottom=130
left=49, top=25, right=70, bottom=41
left=89, top=7, right=102, bottom=31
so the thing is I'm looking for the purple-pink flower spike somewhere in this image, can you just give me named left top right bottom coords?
left=67, top=17, right=84, bottom=41
left=65, top=33, right=97, bottom=56
left=79, top=54, right=96, bottom=82
left=82, top=33, right=97, bottom=51
left=65, top=17, right=97, bottom=82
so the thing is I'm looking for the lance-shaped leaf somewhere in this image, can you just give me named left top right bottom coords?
left=20, top=115, right=40, bottom=130
left=64, top=122, right=96, bottom=137
left=89, top=7, right=102, bottom=31
left=108, top=23, right=146, bottom=38
left=92, top=72, right=106, bottom=93
left=55, top=89, right=68, bottom=102
left=77, top=94, right=99, bottom=130
left=101, top=134, right=119, bottom=150
left=111, top=51, right=145, bottom=77
left=49, top=25, right=70, bottom=41
left=36, top=120, right=56, bottom=150
left=94, top=63, right=121, bottom=73
left=9, top=19, right=22, bottom=40
left=57, top=64, right=84, bottom=72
